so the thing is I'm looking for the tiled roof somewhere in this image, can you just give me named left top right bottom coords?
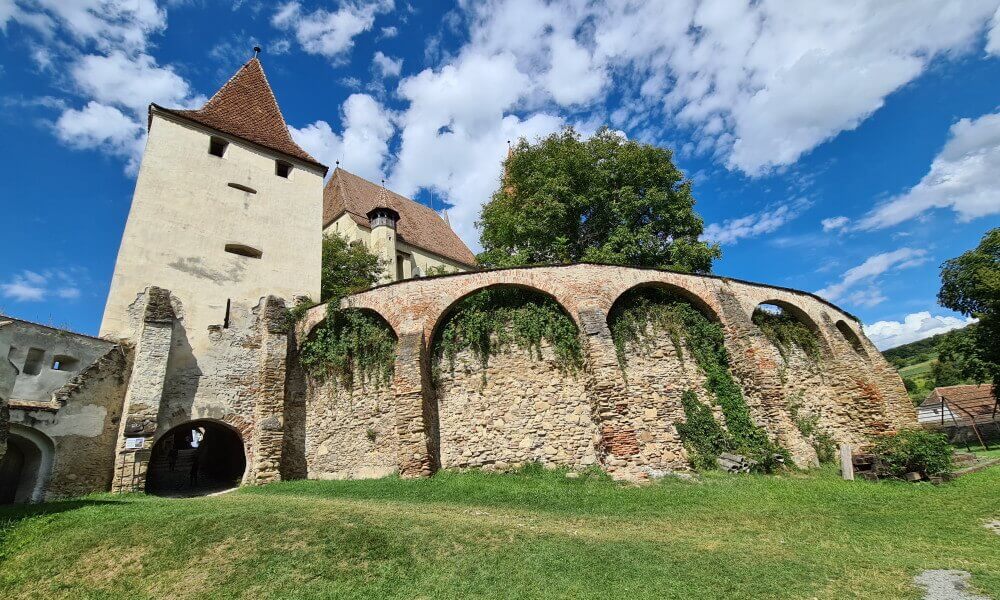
left=919, top=384, right=998, bottom=426
left=155, top=58, right=325, bottom=171
left=323, top=168, right=477, bottom=267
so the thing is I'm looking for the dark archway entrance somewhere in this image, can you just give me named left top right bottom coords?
left=146, top=420, right=246, bottom=497
left=0, top=428, right=52, bottom=504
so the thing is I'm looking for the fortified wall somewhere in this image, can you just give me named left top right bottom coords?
left=298, top=263, right=916, bottom=482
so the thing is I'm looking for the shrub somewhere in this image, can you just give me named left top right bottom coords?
left=871, top=429, right=953, bottom=478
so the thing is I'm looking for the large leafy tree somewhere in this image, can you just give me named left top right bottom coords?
left=477, top=127, right=720, bottom=273
left=937, top=228, right=1000, bottom=398
left=320, top=233, right=384, bottom=303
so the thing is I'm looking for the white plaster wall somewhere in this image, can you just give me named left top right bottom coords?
left=101, top=113, right=324, bottom=342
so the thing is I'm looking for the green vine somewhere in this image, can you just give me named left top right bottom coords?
left=609, top=288, right=788, bottom=472
left=433, top=287, right=583, bottom=379
left=300, top=305, right=397, bottom=390
left=752, top=306, right=820, bottom=361
left=787, top=394, right=836, bottom=464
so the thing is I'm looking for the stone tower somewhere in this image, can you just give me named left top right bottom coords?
left=101, top=57, right=327, bottom=340
left=366, top=185, right=400, bottom=284
left=99, top=57, right=328, bottom=492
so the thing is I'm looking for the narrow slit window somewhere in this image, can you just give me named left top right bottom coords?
left=275, top=160, right=292, bottom=178
left=223, top=299, right=231, bottom=329
left=225, top=243, right=262, bottom=259
left=227, top=182, right=257, bottom=194
left=209, top=136, right=229, bottom=157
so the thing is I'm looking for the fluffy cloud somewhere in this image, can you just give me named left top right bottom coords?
left=816, top=247, right=929, bottom=305
left=988, top=7, right=1000, bottom=56
left=821, top=216, right=849, bottom=232
left=389, top=51, right=564, bottom=246
left=701, top=200, right=809, bottom=245
left=864, top=311, right=976, bottom=350
left=71, top=52, right=198, bottom=116
left=858, top=110, right=1000, bottom=230
left=273, top=0, right=392, bottom=61
left=372, top=51, right=402, bottom=78
left=55, top=101, right=144, bottom=165
left=0, top=269, right=82, bottom=303
left=4, top=0, right=165, bottom=52
left=290, top=93, right=395, bottom=183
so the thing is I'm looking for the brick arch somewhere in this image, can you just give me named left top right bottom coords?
left=301, top=306, right=398, bottom=342
left=426, top=282, right=582, bottom=354
left=607, top=280, right=723, bottom=325
left=834, top=319, right=870, bottom=359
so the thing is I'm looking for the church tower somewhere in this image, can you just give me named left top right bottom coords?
left=100, top=57, right=327, bottom=340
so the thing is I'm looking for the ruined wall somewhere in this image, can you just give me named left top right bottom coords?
left=304, top=378, right=398, bottom=479
left=12, top=347, right=131, bottom=499
left=434, top=341, right=597, bottom=470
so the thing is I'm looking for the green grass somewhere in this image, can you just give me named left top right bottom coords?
left=898, top=359, right=935, bottom=379
left=2, top=465, right=999, bottom=599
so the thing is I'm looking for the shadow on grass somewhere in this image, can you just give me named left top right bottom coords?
left=0, top=498, right=128, bottom=533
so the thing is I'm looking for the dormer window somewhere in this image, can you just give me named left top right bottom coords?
left=368, top=206, right=399, bottom=230
left=209, top=136, right=229, bottom=157
left=275, top=160, right=292, bottom=178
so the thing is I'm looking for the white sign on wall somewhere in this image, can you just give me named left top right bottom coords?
left=124, top=437, right=145, bottom=450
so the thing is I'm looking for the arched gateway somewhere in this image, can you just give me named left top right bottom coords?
left=146, top=420, right=247, bottom=496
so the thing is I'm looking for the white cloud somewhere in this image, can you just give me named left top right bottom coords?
left=379, top=25, right=397, bottom=38
left=821, top=216, right=849, bottom=232
left=544, top=36, right=606, bottom=106
left=389, top=51, right=564, bottom=247
left=290, top=93, right=395, bottom=183
left=55, top=101, right=144, bottom=168
left=702, top=200, right=809, bottom=245
left=0, top=269, right=82, bottom=303
left=273, top=0, right=392, bottom=61
left=816, top=247, right=929, bottom=304
left=71, top=52, right=199, bottom=116
left=372, top=51, right=402, bottom=77
left=858, top=110, right=1000, bottom=230
left=988, top=6, right=1000, bottom=56
left=11, top=0, right=166, bottom=52
left=864, top=311, right=976, bottom=350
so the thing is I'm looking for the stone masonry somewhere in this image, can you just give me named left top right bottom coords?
left=299, top=263, right=916, bottom=481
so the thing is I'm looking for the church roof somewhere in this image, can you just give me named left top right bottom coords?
left=152, top=57, right=325, bottom=172
left=324, top=168, right=477, bottom=267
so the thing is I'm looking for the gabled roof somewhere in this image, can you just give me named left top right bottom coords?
left=919, top=384, right=998, bottom=426
left=323, top=168, right=477, bottom=267
left=153, top=57, right=326, bottom=172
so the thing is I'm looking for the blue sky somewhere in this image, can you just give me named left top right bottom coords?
left=1, top=0, right=999, bottom=349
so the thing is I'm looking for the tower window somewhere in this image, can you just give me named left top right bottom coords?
left=227, top=182, right=257, bottom=194
left=225, top=243, right=263, bottom=259
left=275, top=160, right=292, bottom=178
left=209, top=136, right=229, bottom=157
left=51, top=355, right=79, bottom=371
left=22, top=347, right=45, bottom=376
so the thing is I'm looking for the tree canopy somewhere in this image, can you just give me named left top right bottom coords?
left=476, top=127, right=720, bottom=273
left=320, top=233, right=384, bottom=303
left=937, top=227, right=999, bottom=397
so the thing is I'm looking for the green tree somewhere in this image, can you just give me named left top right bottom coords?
left=938, top=228, right=1000, bottom=398
left=477, top=127, right=721, bottom=273
left=320, top=233, right=385, bottom=303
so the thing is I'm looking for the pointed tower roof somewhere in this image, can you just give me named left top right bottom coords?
left=152, top=57, right=325, bottom=172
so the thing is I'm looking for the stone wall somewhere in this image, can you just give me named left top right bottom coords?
left=304, top=377, right=398, bottom=479
left=434, top=342, right=597, bottom=470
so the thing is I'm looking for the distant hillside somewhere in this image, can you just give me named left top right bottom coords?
left=881, top=324, right=977, bottom=403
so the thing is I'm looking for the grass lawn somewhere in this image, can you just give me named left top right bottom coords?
left=898, top=359, right=935, bottom=380
left=2, top=465, right=999, bottom=599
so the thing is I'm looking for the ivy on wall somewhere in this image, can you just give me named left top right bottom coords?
left=300, top=305, right=397, bottom=390
left=609, top=287, right=788, bottom=472
left=433, top=287, right=583, bottom=378
left=751, top=306, right=821, bottom=361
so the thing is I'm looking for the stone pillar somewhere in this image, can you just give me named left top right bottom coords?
left=111, top=287, right=174, bottom=493
left=250, top=296, right=288, bottom=485
left=715, top=289, right=817, bottom=466
left=394, top=330, right=433, bottom=476
left=577, top=307, right=638, bottom=479
left=0, top=320, right=14, bottom=461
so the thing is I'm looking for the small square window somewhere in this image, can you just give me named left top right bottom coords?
left=209, top=136, right=229, bottom=157
left=275, top=160, right=292, bottom=178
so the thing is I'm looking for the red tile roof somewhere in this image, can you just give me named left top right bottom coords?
left=323, top=168, right=477, bottom=267
left=919, top=384, right=998, bottom=426
left=153, top=58, right=326, bottom=172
